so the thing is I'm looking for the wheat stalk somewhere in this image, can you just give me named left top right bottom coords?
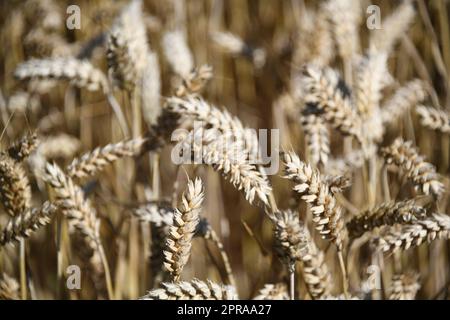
left=346, top=199, right=427, bottom=239
left=141, top=279, right=238, bottom=300
left=163, top=178, right=204, bottom=281
left=0, top=202, right=56, bottom=246
left=66, top=137, right=146, bottom=180
left=416, top=105, right=450, bottom=134
left=381, top=138, right=444, bottom=197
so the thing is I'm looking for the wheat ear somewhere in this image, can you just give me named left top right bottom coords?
left=389, top=272, right=421, bottom=300
left=347, top=199, right=427, bottom=239
left=107, top=0, right=149, bottom=91
left=163, top=178, right=204, bottom=281
left=67, top=137, right=146, bottom=180
left=381, top=80, right=428, bottom=126
left=374, top=213, right=450, bottom=254
left=369, top=1, right=416, bottom=54
left=300, top=65, right=362, bottom=143
left=162, top=29, right=194, bottom=79
left=14, top=57, right=129, bottom=136
left=4, top=132, right=38, bottom=162
left=0, top=273, right=20, bottom=300
left=416, top=105, right=450, bottom=134
left=43, top=163, right=113, bottom=299
left=0, top=202, right=56, bottom=246
left=0, top=155, right=32, bottom=217
left=166, top=96, right=272, bottom=206
left=300, top=113, right=330, bottom=167
left=252, top=283, right=289, bottom=300
left=141, top=279, right=238, bottom=300
left=381, top=138, right=444, bottom=197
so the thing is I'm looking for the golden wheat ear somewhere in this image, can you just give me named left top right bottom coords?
left=0, top=202, right=56, bottom=246
left=140, top=279, right=238, bottom=300
left=416, top=105, right=450, bottom=134
left=252, top=283, right=289, bottom=300
left=163, top=177, right=204, bottom=281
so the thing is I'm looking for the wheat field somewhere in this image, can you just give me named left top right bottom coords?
left=0, top=0, right=449, bottom=300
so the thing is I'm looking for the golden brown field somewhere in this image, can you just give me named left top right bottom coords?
left=0, top=0, right=449, bottom=300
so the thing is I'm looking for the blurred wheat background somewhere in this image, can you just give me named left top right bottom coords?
left=0, top=0, right=449, bottom=300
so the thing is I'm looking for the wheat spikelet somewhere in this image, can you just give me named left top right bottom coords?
left=166, top=96, right=272, bottom=205
left=374, top=213, right=450, bottom=254
left=272, top=210, right=307, bottom=272
left=4, top=132, right=38, bottom=162
left=107, top=0, right=149, bottom=91
left=67, top=137, right=146, bottom=180
left=141, top=279, right=238, bottom=300
left=370, top=1, right=416, bottom=54
left=162, top=30, right=194, bottom=78
left=300, top=113, right=330, bottom=167
left=416, top=105, right=450, bottom=134
left=300, top=65, right=362, bottom=143
left=0, top=155, right=32, bottom=217
left=14, top=58, right=109, bottom=93
left=163, top=178, right=204, bottom=281
left=140, top=52, right=161, bottom=127
left=0, top=202, right=56, bottom=246
left=253, top=283, right=289, bottom=300
left=323, top=0, right=361, bottom=60
left=381, top=80, right=428, bottom=125
left=175, top=64, right=213, bottom=97
left=0, top=273, right=19, bottom=300
left=381, top=138, right=444, bottom=197
left=389, top=272, right=420, bottom=300
left=346, top=199, right=427, bottom=239
left=283, top=151, right=347, bottom=250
